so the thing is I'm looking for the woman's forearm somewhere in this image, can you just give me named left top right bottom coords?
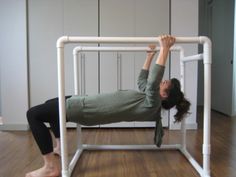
left=155, top=47, right=170, bottom=66
left=142, top=54, right=155, bottom=70
left=142, top=44, right=156, bottom=70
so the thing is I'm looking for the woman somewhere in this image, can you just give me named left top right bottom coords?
left=26, top=35, right=190, bottom=177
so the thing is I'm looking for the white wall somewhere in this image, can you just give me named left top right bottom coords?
left=0, top=0, right=29, bottom=130
left=199, top=0, right=235, bottom=116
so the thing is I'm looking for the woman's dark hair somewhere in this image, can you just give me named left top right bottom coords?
left=161, top=78, right=191, bottom=122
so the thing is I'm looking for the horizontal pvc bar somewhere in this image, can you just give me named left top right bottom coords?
left=82, top=144, right=181, bottom=150
left=73, top=46, right=183, bottom=54
left=181, top=54, right=203, bottom=62
left=57, top=36, right=210, bottom=48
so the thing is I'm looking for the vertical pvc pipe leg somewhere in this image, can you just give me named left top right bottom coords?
left=202, top=63, right=211, bottom=177
left=81, top=53, right=86, bottom=96
left=73, top=53, right=80, bottom=95
left=77, top=124, right=83, bottom=149
left=180, top=50, right=187, bottom=150
left=57, top=47, right=69, bottom=177
left=202, top=37, right=212, bottom=177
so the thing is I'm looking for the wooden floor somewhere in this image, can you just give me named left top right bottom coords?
left=1, top=107, right=236, bottom=177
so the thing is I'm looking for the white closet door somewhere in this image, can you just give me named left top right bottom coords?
left=99, top=0, right=135, bottom=93
left=63, top=0, right=99, bottom=127
left=64, top=0, right=99, bottom=96
left=28, top=0, right=98, bottom=128
left=28, top=0, right=64, bottom=106
left=170, top=0, right=198, bottom=129
left=100, top=0, right=135, bottom=127
left=28, top=0, right=98, bottom=107
left=134, top=0, right=170, bottom=127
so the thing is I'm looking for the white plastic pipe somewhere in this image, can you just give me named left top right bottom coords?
left=180, top=148, right=203, bottom=175
left=68, top=149, right=83, bottom=176
left=82, top=144, right=181, bottom=150
left=57, top=36, right=212, bottom=177
left=57, top=47, right=68, bottom=177
left=180, top=53, right=204, bottom=151
left=57, top=36, right=203, bottom=48
left=202, top=37, right=212, bottom=177
left=179, top=49, right=187, bottom=150
left=181, top=54, right=204, bottom=62
left=73, top=46, right=183, bottom=54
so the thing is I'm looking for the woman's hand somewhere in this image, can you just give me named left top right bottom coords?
left=146, top=44, right=157, bottom=57
left=159, top=35, right=175, bottom=49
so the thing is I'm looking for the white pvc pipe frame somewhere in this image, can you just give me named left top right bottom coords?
left=56, top=36, right=212, bottom=177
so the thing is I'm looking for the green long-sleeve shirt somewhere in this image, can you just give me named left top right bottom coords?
left=66, top=64, right=165, bottom=147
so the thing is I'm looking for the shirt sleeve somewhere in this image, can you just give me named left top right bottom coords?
left=144, top=64, right=165, bottom=107
left=137, top=69, right=149, bottom=92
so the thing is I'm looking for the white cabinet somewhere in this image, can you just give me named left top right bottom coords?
left=99, top=0, right=135, bottom=93
left=99, top=0, right=135, bottom=127
left=63, top=0, right=99, bottom=95
left=99, top=0, right=169, bottom=127
left=170, top=0, right=198, bottom=129
left=28, top=0, right=98, bottom=107
left=28, top=0, right=64, bottom=106
left=0, top=0, right=28, bottom=130
left=134, top=0, right=170, bottom=127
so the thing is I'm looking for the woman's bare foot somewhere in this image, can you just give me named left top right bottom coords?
left=25, top=165, right=60, bottom=177
left=25, top=153, right=60, bottom=177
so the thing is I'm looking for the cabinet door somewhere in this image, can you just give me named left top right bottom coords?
left=99, top=0, right=135, bottom=93
left=134, top=0, right=170, bottom=127
left=28, top=0, right=64, bottom=106
left=100, top=0, right=135, bottom=127
left=64, top=0, right=99, bottom=127
left=28, top=0, right=99, bottom=108
left=28, top=0, right=98, bottom=128
left=170, top=0, right=198, bottom=129
left=64, top=0, right=99, bottom=95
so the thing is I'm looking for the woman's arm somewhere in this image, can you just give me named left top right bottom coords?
left=144, top=35, right=176, bottom=107
left=138, top=45, right=157, bottom=92
left=142, top=44, right=157, bottom=70
left=155, top=35, right=175, bottom=66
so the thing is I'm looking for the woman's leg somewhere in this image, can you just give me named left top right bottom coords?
left=45, top=98, right=61, bottom=155
left=27, top=100, right=61, bottom=154
left=26, top=99, right=61, bottom=177
left=45, top=96, right=71, bottom=156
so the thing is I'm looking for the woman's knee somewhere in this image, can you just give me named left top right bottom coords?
left=26, top=106, right=41, bottom=124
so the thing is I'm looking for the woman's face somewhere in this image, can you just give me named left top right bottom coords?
left=159, top=80, right=172, bottom=99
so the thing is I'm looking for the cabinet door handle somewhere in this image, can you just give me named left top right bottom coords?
left=117, top=53, right=122, bottom=90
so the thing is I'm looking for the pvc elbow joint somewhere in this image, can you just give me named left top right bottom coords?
left=57, top=36, right=69, bottom=48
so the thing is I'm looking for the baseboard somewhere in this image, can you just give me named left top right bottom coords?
left=169, top=122, right=198, bottom=130
left=0, top=124, right=29, bottom=131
